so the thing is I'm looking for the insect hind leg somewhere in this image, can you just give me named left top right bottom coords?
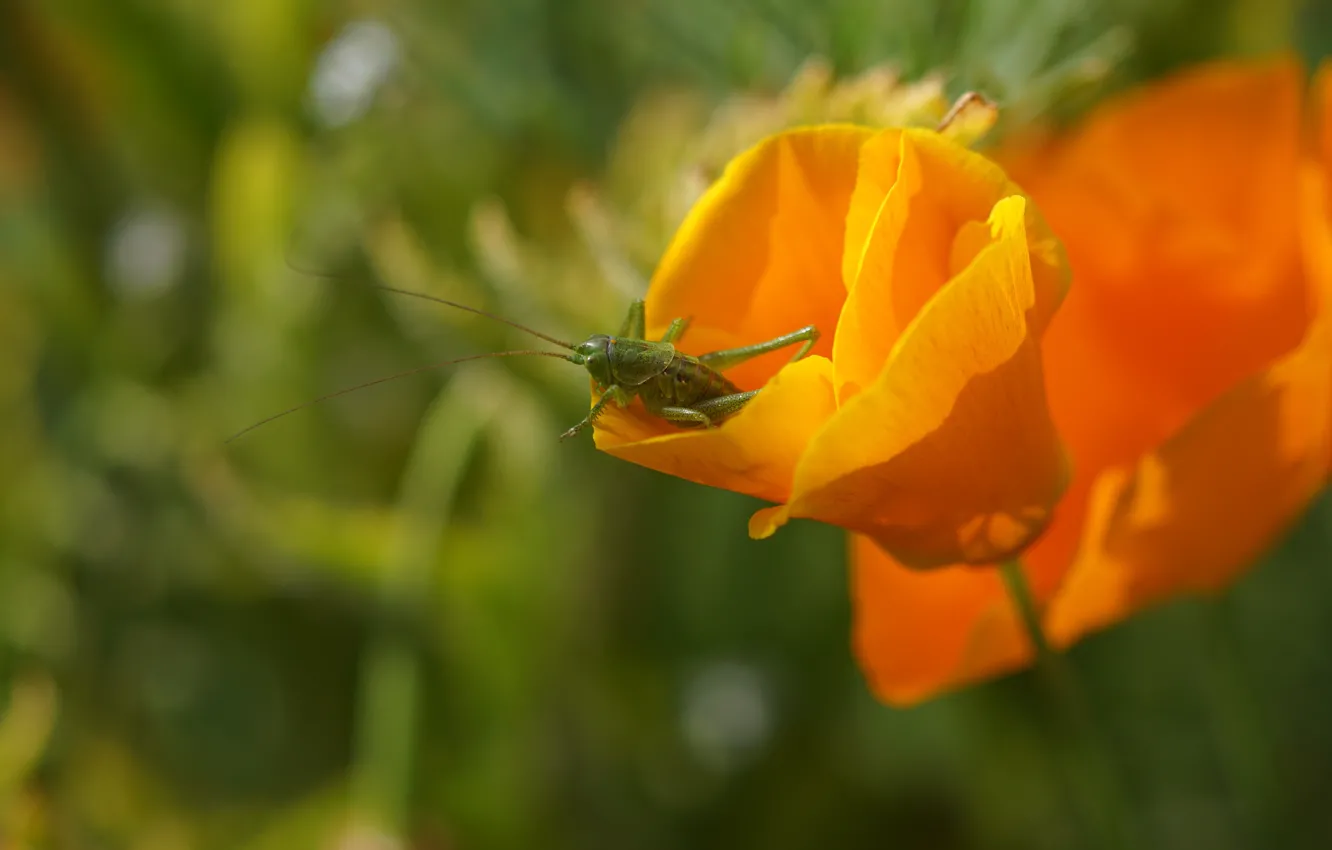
left=698, top=326, right=820, bottom=372
left=658, top=390, right=760, bottom=429
left=693, top=390, right=759, bottom=422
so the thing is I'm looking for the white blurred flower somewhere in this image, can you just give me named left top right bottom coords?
left=680, top=660, right=774, bottom=773
left=105, top=202, right=188, bottom=299
left=309, top=20, right=400, bottom=128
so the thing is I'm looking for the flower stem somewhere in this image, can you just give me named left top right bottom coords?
left=999, top=557, right=1051, bottom=655
left=999, top=558, right=1130, bottom=850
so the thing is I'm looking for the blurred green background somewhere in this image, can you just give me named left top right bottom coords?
left=2, top=0, right=1331, bottom=848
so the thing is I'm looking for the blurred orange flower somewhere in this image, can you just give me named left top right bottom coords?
left=592, top=126, right=1072, bottom=569
left=854, top=56, right=1332, bottom=704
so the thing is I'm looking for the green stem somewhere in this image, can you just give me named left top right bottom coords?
left=999, top=559, right=1129, bottom=850
left=352, top=636, right=419, bottom=834
left=999, top=558, right=1051, bottom=656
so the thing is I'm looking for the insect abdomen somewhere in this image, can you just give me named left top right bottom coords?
left=643, top=353, right=740, bottom=409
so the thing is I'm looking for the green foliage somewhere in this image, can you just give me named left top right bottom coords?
left=0, top=0, right=1326, bottom=848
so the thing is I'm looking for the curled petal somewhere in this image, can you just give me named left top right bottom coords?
left=643, top=126, right=872, bottom=392
left=594, top=126, right=871, bottom=499
left=750, top=196, right=1069, bottom=567
left=836, top=131, right=1068, bottom=397
left=595, top=356, right=838, bottom=504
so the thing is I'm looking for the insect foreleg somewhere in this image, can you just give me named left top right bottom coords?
left=561, top=385, right=631, bottom=441
left=698, top=326, right=820, bottom=372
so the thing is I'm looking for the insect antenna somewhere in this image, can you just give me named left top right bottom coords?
left=283, top=253, right=576, bottom=350
left=225, top=349, right=576, bottom=444
left=369, top=284, right=576, bottom=351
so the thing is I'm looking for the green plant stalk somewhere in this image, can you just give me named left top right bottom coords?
left=999, top=558, right=1130, bottom=850
left=349, top=371, right=502, bottom=837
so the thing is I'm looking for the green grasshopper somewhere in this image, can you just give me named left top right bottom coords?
left=226, top=286, right=819, bottom=443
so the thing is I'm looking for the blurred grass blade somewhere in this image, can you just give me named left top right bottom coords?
left=348, top=366, right=510, bottom=841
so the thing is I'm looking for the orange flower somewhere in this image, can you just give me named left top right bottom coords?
left=854, top=56, right=1332, bottom=704
left=592, top=126, right=1072, bottom=568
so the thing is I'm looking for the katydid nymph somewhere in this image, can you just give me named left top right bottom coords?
left=225, top=286, right=820, bottom=443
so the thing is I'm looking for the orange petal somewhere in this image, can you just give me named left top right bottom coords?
left=850, top=535, right=1029, bottom=706
left=751, top=195, right=1069, bottom=567
left=1317, top=61, right=1332, bottom=175
left=1008, top=56, right=1302, bottom=261
left=851, top=483, right=1096, bottom=703
left=837, top=129, right=1068, bottom=397
left=643, top=126, right=873, bottom=392
left=1313, top=61, right=1332, bottom=477
left=1004, top=55, right=1307, bottom=478
left=594, top=355, right=838, bottom=504
left=1046, top=165, right=1332, bottom=646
